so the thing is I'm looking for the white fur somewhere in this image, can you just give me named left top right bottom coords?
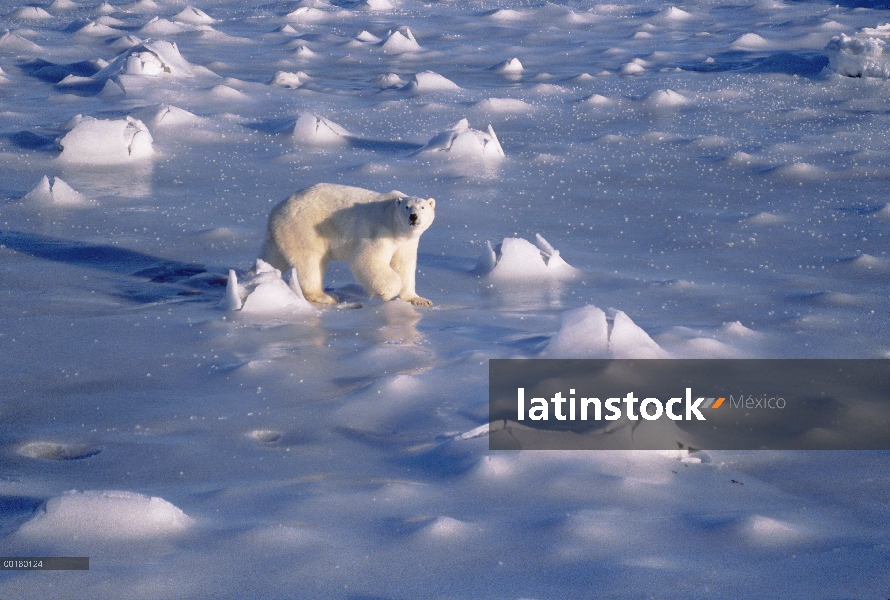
left=262, top=183, right=436, bottom=306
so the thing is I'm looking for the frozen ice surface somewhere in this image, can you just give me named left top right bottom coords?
left=1, top=0, right=889, bottom=597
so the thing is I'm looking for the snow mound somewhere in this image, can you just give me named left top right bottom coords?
left=731, top=33, right=771, bottom=50
left=473, top=97, right=533, bottom=113
left=744, top=211, right=784, bottom=225
left=290, top=113, right=352, bottom=145
left=474, top=234, right=578, bottom=279
left=17, top=490, right=193, bottom=540
left=354, top=30, right=382, bottom=43
left=770, top=162, right=825, bottom=178
left=173, top=6, right=215, bottom=25
left=0, top=30, right=45, bottom=52
left=17, top=441, right=101, bottom=460
left=233, top=260, right=315, bottom=314
left=374, top=72, right=405, bottom=89
left=358, top=0, right=396, bottom=10
left=491, top=57, right=523, bottom=74
left=643, top=88, right=688, bottom=108
left=124, top=0, right=161, bottom=14
left=826, top=34, right=890, bottom=78
left=380, top=27, right=420, bottom=53
left=620, top=59, right=647, bottom=75
left=108, top=34, right=143, bottom=51
left=850, top=254, right=890, bottom=271
left=404, top=71, right=460, bottom=93
left=12, top=7, right=54, bottom=20
left=76, top=20, right=121, bottom=36
left=584, top=94, right=616, bottom=106
left=22, top=176, right=91, bottom=206
left=94, top=2, right=119, bottom=15
left=487, top=8, right=526, bottom=21
left=269, top=71, right=303, bottom=88
left=137, top=104, right=202, bottom=128
left=58, top=116, right=154, bottom=164
left=50, top=0, right=78, bottom=9
left=541, top=305, right=669, bottom=359
left=139, top=17, right=185, bottom=35
left=745, top=516, right=806, bottom=546
left=285, top=7, right=330, bottom=21
left=417, top=119, right=504, bottom=159
left=660, top=6, right=692, bottom=21
left=209, top=84, right=250, bottom=100
left=94, top=40, right=199, bottom=78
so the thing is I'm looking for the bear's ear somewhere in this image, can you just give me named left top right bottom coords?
left=428, top=198, right=435, bottom=208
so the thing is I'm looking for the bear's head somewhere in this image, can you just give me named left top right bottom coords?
left=395, top=196, right=436, bottom=235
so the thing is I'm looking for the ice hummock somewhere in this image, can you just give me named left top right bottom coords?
left=229, top=260, right=315, bottom=314
left=57, top=115, right=154, bottom=164
left=173, top=6, right=216, bottom=25
left=93, top=39, right=204, bottom=79
left=402, top=70, right=460, bottom=93
left=291, top=113, right=352, bottom=145
left=22, top=175, right=91, bottom=206
left=417, top=119, right=504, bottom=158
left=474, top=234, right=578, bottom=279
left=379, top=26, right=420, bottom=53
left=490, top=57, right=523, bottom=74
left=826, top=33, right=890, bottom=78
left=541, top=304, right=669, bottom=359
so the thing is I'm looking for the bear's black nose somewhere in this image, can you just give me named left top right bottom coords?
left=410, top=213, right=418, bottom=224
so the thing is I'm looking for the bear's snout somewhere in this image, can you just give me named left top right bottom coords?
left=410, top=213, right=418, bottom=225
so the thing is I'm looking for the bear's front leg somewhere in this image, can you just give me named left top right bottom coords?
left=391, top=239, right=432, bottom=307
left=295, top=254, right=338, bottom=304
left=350, top=242, right=403, bottom=301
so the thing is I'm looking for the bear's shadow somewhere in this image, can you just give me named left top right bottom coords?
left=0, top=230, right=226, bottom=305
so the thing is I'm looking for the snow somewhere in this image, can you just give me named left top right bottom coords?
left=57, top=115, right=154, bottom=164
left=418, top=118, right=504, bottom=158
left=476, top=234, right=577, bottom=279
left=403, top=70, right=460, bottom=93
left=16, top=490, right=192, bottom=541
left=2, top=0, right=890, bottom=597
left=22, top=175, right=91, bottom=206
left=826, top=33, right=890, bottom=78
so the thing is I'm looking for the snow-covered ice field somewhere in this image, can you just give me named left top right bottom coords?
left=1, top=0, right=889, bottom=597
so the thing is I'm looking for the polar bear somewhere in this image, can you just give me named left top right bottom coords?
left=262, top=183, right=436, bottom=306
